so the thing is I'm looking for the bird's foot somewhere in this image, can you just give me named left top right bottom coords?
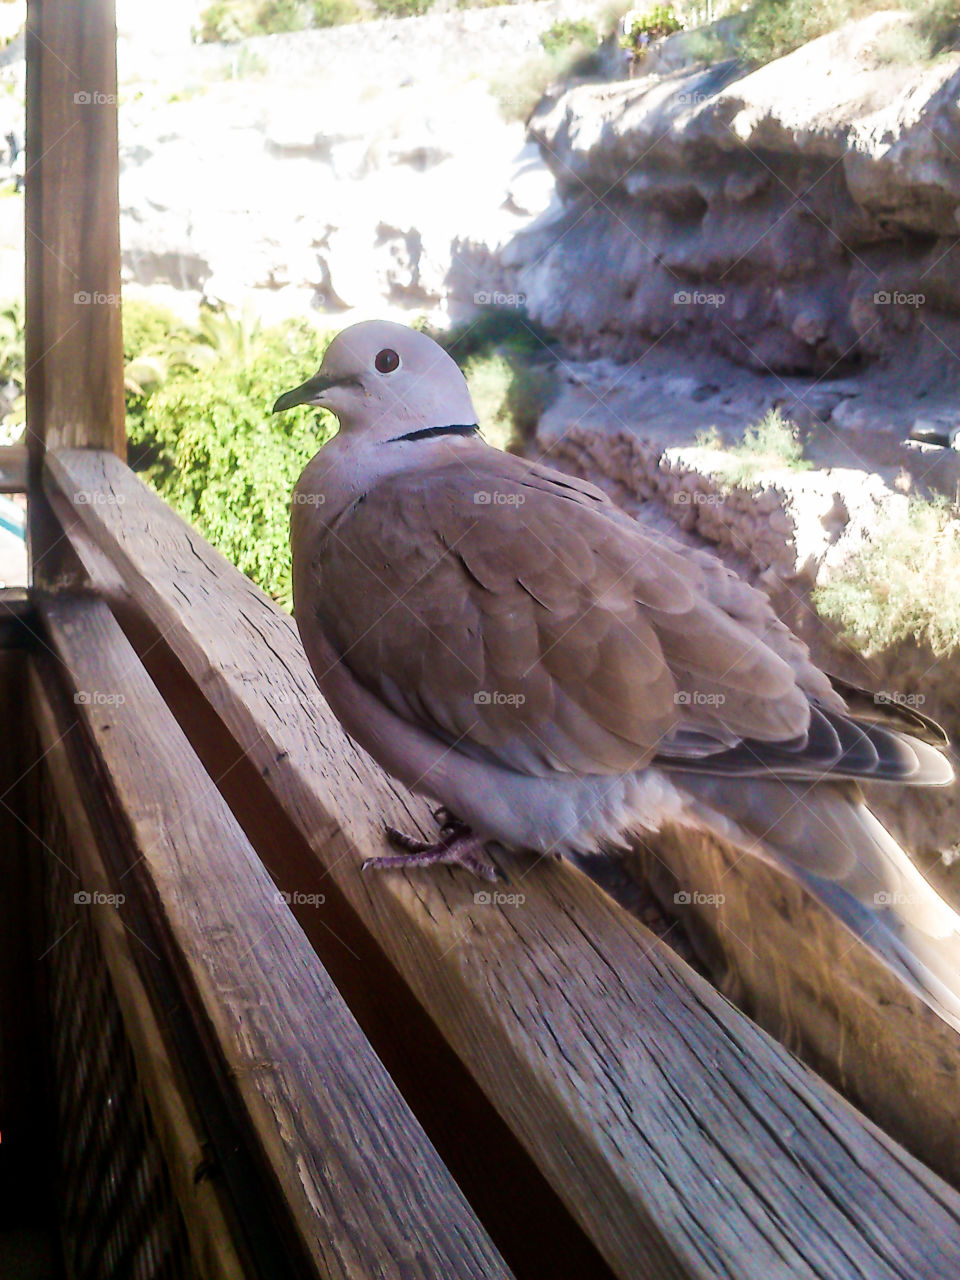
left=363, top=817, right=502, bottom=882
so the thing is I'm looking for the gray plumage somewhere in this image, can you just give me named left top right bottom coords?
left=276, top=320, right=960, bottom=1033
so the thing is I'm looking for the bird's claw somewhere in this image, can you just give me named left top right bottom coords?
left=362, top=821, right=502, bottom=882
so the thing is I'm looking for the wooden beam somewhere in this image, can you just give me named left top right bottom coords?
left=0, top=445, right=28, bottom=493
left=28, top=663, right=247, bottom=1280
left=35, top=591, right=513, bottom=1280
left=46, top=447, right=960, bottom=1280
left=25, top=0, right=125, bottom=578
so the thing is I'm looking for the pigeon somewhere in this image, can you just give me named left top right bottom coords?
left=275, top=319, right=960, bottom=1032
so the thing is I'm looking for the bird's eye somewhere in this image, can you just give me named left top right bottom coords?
left=374, top=348, right=400, bottom=374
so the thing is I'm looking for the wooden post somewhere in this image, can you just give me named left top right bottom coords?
left=25, top=0, right=125, bottom=582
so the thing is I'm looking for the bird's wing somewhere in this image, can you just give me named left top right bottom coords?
left=308, top=448, right=820, bottom=778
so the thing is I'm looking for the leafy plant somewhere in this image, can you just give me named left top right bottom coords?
left=0, top=297, right=25, bottom=434
left=619, top=4, right=682, bottom=51
left=814, top=496, right=960, bottom=657
left=541, top=18, right=599, bottom=54
left=372, top=0, right=434, bottom=16
left=195, top=0, right=306, bottom=41
left=312, top=0, right=363, bottom=25
left=740, top=0, right=959, bottom=68
left=124, top=301, right=333, bottom=606
left=730, top=408, right=810, bottom=473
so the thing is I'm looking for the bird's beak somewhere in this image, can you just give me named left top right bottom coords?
left=272, top=372, right=338, bottom=414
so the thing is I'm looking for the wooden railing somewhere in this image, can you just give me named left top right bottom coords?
left=14, top=5, right=960, bottom=1273
left=23, top=445, right=960, bottom=1280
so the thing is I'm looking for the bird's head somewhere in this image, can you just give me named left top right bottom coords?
left=272, top=319, right=477, bottom=440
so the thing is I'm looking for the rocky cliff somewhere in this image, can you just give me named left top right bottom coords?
left=498, top=11, right=960, bottom=379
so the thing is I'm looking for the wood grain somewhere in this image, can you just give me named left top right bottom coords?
left=617, top=826, right=960, bottom=1187
left=0, top=445, right=28, bottom=493
left=28, top=666, right=248, bottom=1280
left=24, top=0, right=125, bottom=579
left=45, top=446, right=960, bottom=1280
left=37, top=589, right=513, bottom=1280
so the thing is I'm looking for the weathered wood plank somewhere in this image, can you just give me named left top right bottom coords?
left=0, top=445, right=28, bottom=493
left=35, top=590, right=514, bottom=1280
left=609, top=826, right=960, bottom=1187
left=24, top=0, right=125, bottom=578
left=27, top=664, right=248, bottom=1280
left=46, top=447, right=960, bottom=1280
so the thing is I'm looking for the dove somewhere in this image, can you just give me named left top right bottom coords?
left=275, top=319, right=960, bottom=1032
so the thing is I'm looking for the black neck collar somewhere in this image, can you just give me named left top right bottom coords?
left=388, top=423, right=479, bottom=444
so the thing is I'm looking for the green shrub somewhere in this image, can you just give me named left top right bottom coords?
left=540, top=17, right=599, bottom=55
left=195, top=0, right=306, bottom=42
left=373, top=0, right=434, bottom=17
left=739, top=0, right=840, bottom=65
left=618, top=4, right=681, bottom=50
left=814, top=496, right=960, bottom=657
left=740, top=0, right=959, bottom=68
left=0, top=297, right=24, bottom=434
left=312, top=0, right=363, bottom=25
left=125, top=303, right=333, bottom=607
left=734, top=408, right=808, bottom=466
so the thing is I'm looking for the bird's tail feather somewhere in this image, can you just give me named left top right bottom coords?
left=674, top=774, right=960, bottom=1034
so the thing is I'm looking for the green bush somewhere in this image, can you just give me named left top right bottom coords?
left=312, top=0, right=363, bottom=25
left=814, top=496, right=960, bottom=657
left=0, top=297, right=24, bottom=434
left=540, top=18, right=599, bottom=55
left=372, top=0, right=434, bottom=17
left=195, top=0, right=306, bottom=42
left=740, top=0, right=959, bottom=67
left=619, top=5, right=682, bottom=50
left=125, top=303, right=333, bottom=607
left=739, top=0, right=838, bottom=65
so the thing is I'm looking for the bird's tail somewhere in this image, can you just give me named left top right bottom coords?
left=674, top=774, right=960, bottom=1034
